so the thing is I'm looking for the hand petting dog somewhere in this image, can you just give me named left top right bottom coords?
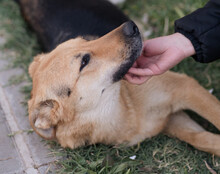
left=125, top=33, right=195, bottom=84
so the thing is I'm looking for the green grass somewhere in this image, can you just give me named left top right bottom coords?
left=122, top=0, right=207, bottom=37
left=50, top=136, right=220, bottom=174
left=0, top=0, right=220, bottom=173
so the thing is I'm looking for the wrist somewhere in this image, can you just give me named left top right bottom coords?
left=170, top=32, right=195, bottom=59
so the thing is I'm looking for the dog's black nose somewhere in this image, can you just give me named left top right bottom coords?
left=123, top=21, right=139, bottom=37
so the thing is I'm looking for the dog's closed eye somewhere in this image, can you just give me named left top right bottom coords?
left=80, top=54, right=90, bottom=72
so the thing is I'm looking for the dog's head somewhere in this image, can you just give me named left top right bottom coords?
left=28, top=21, right=142, bottom=140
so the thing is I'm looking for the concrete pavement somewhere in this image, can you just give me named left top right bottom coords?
left=0, top=35, right=56, bottom=173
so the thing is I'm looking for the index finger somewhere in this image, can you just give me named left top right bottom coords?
left=128, top=67, right=154, bottom=76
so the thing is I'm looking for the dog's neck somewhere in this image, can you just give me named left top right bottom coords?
left=59, top=81, right=141, bottom=146
left=76, top=81, right=137, bottom=144
left=79, top=82, right=122, bottom=122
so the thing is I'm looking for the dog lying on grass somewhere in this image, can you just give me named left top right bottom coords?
left=17, top=0, right=220, bottom=156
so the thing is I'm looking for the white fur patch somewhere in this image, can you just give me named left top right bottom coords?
left=80, top=83, right=121, bottom=124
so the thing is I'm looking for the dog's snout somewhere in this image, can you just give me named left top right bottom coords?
left=123, top=21, right=139, bottom=37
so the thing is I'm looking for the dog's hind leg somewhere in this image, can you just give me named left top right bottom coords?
left=164, top=111, right=220, bottom=156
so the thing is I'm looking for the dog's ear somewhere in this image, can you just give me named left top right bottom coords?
left=29, top=54, right=45, bottom=79
left=29, top=99, right=60, bottom=139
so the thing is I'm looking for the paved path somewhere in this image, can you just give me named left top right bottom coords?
left=0, top=36, right=56, bottom=173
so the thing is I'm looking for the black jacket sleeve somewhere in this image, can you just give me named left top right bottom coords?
left=175, top=0, right=220, bottom=63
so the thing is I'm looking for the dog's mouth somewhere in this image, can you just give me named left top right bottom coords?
left=112, top=21, right=142, bottom=82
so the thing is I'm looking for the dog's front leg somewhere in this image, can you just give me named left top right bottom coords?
left=174, top=76, right=220, bottom=130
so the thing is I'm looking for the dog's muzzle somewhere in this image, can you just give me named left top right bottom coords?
left=113, top=21, right=142, bottom=82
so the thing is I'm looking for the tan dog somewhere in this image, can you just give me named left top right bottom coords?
left=28, top=21, right=220, bottom=156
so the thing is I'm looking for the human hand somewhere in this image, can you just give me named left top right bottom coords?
left=125, top=33, right=195, bottom=84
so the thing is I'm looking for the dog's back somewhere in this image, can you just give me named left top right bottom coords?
left=17, top=0, right=128, bottom=51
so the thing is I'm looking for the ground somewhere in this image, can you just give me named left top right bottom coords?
left=0, top=0, right=220, bottom=173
